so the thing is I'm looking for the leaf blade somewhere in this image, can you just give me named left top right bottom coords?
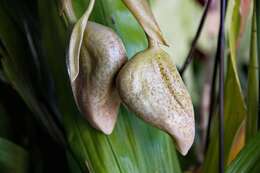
left=0, top=138, right=29, bottom=173
left=246, top=2, right=259, bottom=142
left=226, top=132, right=260, bottom=173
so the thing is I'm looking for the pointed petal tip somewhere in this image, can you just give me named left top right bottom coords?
left=176, top=144, right=191, bottom=156
left=99, top=125, right=114, bottom=135
left=168, top=123, right=195, bottom=156
left=174, top=134, right=195, bottom=156
left=91, top=115, right=117, bottom=135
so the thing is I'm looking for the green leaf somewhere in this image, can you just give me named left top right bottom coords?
left=256, top=0, right=260, bottom=93
left=0, top=104, right=11, bottom=139
left=226, top=132, right=260, bottom=173
left=40, top=0, right=181, bottom=172
left=0, top=138, right=29, bottom=173
left=0, top=1, right=66, bottom=146
left=246, top=2, right=259, bottom=142
left=203, top=0, right=247, bottom=172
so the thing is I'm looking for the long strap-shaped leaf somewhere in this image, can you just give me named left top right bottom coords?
left=0, top=1, right=66, bottom=146
left=246, top=1, right=259, bottom=142
left=203, top=0, right=247, bottom=172
left=0, top=138, right=29, bottom=173
left=256, top=0, right=260, bottom=114
left=226, top=132, right=260, bottom=173
left=67, top=0, right=95, bottom=82
left=39, top=0, right=181, bottom=172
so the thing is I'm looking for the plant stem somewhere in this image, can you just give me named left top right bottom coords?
left=204, top=53, right=219, bottom=154
left=256, top=0, right=260, bottom=130
left=246, top=1, right=258, bottom=142
left=180, top=0, right=212, bottom=75
left=218, top=0, right=226, bottom=172
left=61, top=0, right=77, bottom=24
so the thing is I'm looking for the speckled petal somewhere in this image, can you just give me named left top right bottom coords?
left=117, top=47, right=195, bottom=155
left=70, top=22, right=127, bottom=134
